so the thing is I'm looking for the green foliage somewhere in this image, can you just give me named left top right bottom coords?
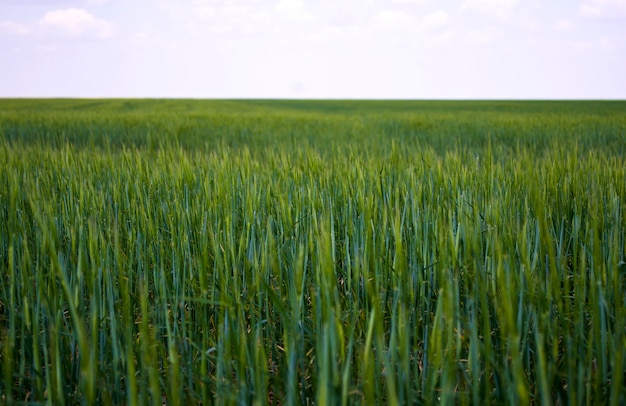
left=1, top=99, right=625, bottom=404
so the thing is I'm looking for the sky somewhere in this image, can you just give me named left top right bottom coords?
left=0, top=0, right=625, bottom=99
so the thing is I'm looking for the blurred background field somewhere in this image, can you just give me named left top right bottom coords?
left=1, top=99, right=625, bottom=155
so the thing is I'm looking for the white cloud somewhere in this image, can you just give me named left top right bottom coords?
left=39, top=8, right=113, bottom=38
left=579, top=4, right=602, bottom=16
left=598, top=36, right=619, bottom=50
left=389, top=0, right=430, bottom=4
left=223, top=5, right=249, bottom=16
left=579, top=0, right=626, bottom=16
left=307, top=25, right=360, bottom=42
left=422, top=10, right=449, bottom=28
left=554, top=20, right=573, bottom=30
left=274, top=0, right=315, bottom=22
left=596, top=0, right=626, bottom=6
left=460, top=0, right=518, bottom=18
left=465, top=26, right=501, bottom=44
left=0, top=21, right=29, bottom=35
left=132, top=31, right=177, bottom=50
left=153, top=0, right=277, bottom=38
left=575, top=40, right=594, bottom=50
left=378, top=10, right=414, bottom=28
left=193, top=5, right=217, bottom=17
left=570, top=35, right=620, bottom=52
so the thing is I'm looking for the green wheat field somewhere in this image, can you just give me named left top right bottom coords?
left=1, top=99, right=625, bottom=405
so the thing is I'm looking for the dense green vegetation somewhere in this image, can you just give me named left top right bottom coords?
left=1, top=99, right=625, bottom=405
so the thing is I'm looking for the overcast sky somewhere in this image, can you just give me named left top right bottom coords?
left=1, top=0, right=625, bottom=99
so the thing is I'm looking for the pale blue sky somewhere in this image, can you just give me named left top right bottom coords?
left=1, top=0, right=625, bottom=98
